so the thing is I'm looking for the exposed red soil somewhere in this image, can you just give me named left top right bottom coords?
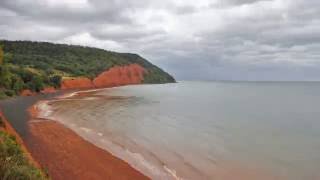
left=20, top=89, right=36, bottom=96
left=19, top=64, right=146, bottom=96
left=21, top=86, right=56, bottom=96
left=61, top=64, right=146, bottom=90
left=61, top=77, right=94, bottom=90
left=40, top=87, right=56, bottom=94
left=27, top=119, right=149, bottom=180
left=1, top=63, right=150, bottom=179
left=2, top=100, right=148, bottom=179
left=93, top=64, right=146, bottom=88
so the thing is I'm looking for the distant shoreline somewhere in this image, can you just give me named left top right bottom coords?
left=0, top=89, right=149, bottom=180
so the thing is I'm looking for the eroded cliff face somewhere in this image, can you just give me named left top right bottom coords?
left=61, top=64, right=146, bottom=90
left=19, top=64, right=146, bottom=95
left=93, top=64, right=145, bottom=88
left=61, top=77, right=94, bottom=90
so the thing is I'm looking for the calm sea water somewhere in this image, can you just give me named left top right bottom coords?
left=40, top=81, right=320, bottom=179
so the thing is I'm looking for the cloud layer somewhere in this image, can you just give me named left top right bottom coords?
left=1, top=0, right=320, bottom=80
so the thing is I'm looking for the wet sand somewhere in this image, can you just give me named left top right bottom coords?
left=0, top=88, right=286, bottom=180
left=0, top=91, right=149, bottom=180
left=30, top=89, right=283, bottom=180
left=27, top=120, right=148, bottom=180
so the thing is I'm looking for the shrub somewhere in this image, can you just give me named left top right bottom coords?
left=11, top=75, right=25, bottom=93
left=0, top=90, right=8, bottom=100
left=4, top=89, right=15, bottom=97
left=0, top=131, right=48, bottom=180
left=49, top=75, right=62, bottom=88
left=0, top=117, right=4, bottom=128
left=27, top=75, right=44, bottom=92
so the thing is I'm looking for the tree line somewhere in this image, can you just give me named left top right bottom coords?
left=0, top=40, right=175, bottom=99
left=0, top=45, right=61, bottom=99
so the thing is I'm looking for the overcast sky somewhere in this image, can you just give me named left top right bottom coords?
left=1, top=0, right=320, bottom=81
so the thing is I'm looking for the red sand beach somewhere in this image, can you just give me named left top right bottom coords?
left=26, top=103, right=149, bottom=180
left=0, top=63, right=149, bottom=180
left=1, top=86, right=284, bottom=180
left=25, top=91, right=281, bottom=180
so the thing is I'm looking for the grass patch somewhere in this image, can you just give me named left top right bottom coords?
left=0, top=131, right=48, bottom=180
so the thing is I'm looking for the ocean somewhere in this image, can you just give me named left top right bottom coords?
left=37, top=81, right=320, bottom=179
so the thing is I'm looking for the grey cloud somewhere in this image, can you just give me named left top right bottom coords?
left=224, top=0, right=271, bottom=5
left=170, top=5, right=198, bottom=15
left=210, top=0, right=272, bottom=8
left=0, top=0, right=132, bottom=25
left=90, top=25, right=166, bottom=42
left=1, top=0, right=320, bottom=80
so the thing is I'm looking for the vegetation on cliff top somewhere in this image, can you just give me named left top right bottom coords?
left=0, top=40, right=175, bottom=98
left=0, top=117, right=47, bottom=180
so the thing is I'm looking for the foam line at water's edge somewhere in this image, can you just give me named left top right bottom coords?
left=33, top=95, right=184, bottom=180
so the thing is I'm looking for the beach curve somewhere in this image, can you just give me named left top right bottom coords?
left=26, top=91, right=149, bottom=180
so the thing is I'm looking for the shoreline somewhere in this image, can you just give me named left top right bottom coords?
left=0, top=89, right=149, bottom=180
left=0, top=86, right=285, bottom=180
left=0, top=111, right=40, bottom=169
left=33, top=90, right=181, bottom=180
left=39, top=86, right=283, bottom=180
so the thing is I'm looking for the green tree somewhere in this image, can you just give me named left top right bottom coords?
left=0, top=45, right=3, bottom=65
left=0, top=65, right=12, bottom=89
left=3, top=52, right=13, bottom=64
left=49, top=75, right=62, bottom=88
left=11, top=75, right=25, bottom=93
left=19, top=69, right=34, bottom=83
left=29, top=75, right=44, bottom=92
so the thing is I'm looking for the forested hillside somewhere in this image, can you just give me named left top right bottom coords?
left=0, top=40, right=175, bottom=99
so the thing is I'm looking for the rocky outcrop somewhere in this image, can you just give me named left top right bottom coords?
left=61, top=64, right=146, bottom=90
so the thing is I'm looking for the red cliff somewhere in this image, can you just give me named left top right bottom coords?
left=61, top=64, right=146, bottom=90
left=61, top=77, right=94, bottom=90
left=93, top=64, right=146, bottom=88
left=41, top=87, right=56, bottom=94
